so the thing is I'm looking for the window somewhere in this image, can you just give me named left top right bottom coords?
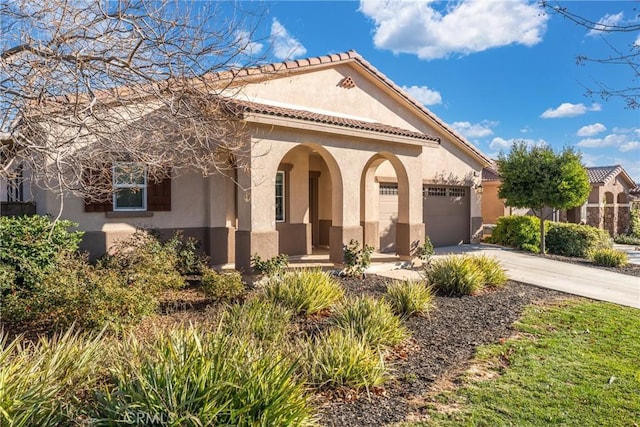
left=7, top=165, right=24, bottom=202
left=113, top=163, right=147, bottom=211
left=449, top=188, right=466, bottom=197
left=379, top=185, right=398, bottom=195
left=426, top=187, right=447, bottom=197
left=275, top=171, right=285, bottom=222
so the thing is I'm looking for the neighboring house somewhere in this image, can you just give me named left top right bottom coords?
left=19, top=51, right=491, bottom=271
left=561, top=165, right=637, bottom=236
left=482, top=164, right=637, bottom=236
left=630, top=186, right=640, bottom=210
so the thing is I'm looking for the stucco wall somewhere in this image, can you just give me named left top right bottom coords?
left=481, top=182, right=506, bottom=224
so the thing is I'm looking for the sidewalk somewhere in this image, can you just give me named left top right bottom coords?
left=373, top=244, right=640, bottom=309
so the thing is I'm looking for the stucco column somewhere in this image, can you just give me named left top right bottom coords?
left=329, top=154, right=362, bottom=264
left=395, top=155, right=425, bottom=260
left=207, top=173, right=236, bottom=265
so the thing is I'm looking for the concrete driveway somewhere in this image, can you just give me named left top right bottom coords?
left=374, top=244, right=640, bottom=309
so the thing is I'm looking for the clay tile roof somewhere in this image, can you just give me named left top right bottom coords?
left=227, top=99, right=440, bottom=142
left=630, top=186, right=640, bottom=195
left=482, top=166, right=501, bottom=182
left=585, top=165, right=624, bottom=184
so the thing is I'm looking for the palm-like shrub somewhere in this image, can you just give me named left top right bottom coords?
left=589, top=248, right=628, bottom=267
left=263, top=269, right=344, bottom=316
left=425, top=255, right=485, bottom=296
left=385, top=279, right=435, bottom=318
left=331, top=296, right=409, bottom=348
left=300, top=329, right=386, bottom=391
left=0, top=328, right=107, bottom=427
left=471, top=255, right=508, bottom=288
left=96, top=327, right=314, bottom=426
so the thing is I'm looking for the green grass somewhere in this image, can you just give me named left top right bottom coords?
left=408, top=300, right=640, bottom=426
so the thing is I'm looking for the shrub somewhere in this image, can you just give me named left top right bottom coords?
left=164, top=232, right=209, bottom=274
left=415, top=236, right=435, bottom=266
left=301, top=329, right=386, bottom=391
left=99, top=231, right=185, bottom=293
left=614, top=234, right=640, bottom=245
left=546, top=222, right=612, bottom=258
left=220, top=298, right=292, bottom=345
left=200, top=267, right=245, bottom=301
left=331, top=296, right=409, bottom=348
left=589, top=248, right=628, bottom=267
left=0, top=215, right=83, bottom=291
left=0, top=328, right=107, bottom=427
left=96, top=328, right=313, bottom=426
left=2, top=254, right=157, bottom=330
left=385, top=280, right=435, bottom=318
left=425, top=255, right=485, bottom=296
left=263, top=269, right=344, bottom=316
left=630, top=208, right=640, bottom=238
left=251, top=253, right=289, bottom=277
left=489, top=215, right=540, bottom=252
left=471, top=255, right=508, bottom=288
left=342, top=239, right=374, bottom=277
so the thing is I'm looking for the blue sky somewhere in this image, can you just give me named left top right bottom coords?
left=234, top=0, right=640, bottom=182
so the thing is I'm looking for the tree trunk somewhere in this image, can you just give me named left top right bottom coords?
left=539, top=212, right=546, bottom=255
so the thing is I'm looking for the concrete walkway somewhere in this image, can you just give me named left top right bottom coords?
left=373, top=244, right=640, bottom=309
left=613, top=243, right=640, bottom=265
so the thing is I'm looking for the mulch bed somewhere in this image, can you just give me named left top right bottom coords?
left=316, top=275, right=567, bottom=426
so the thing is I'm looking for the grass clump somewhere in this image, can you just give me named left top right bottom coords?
left=419, top=301, right=640, bottom=426
left=0, top=328, right=107, bottom=427
left=263, top=269, right=344, bottom=316
left=471, top=254, right=508, bottom=288
left=220, top=298, right=292, bottom=345
left=301, top=329, right=386, bottom=391
left=200, top=267, right=245, bottom=301
left=589, top=248, right=628, bottom=267
left=385, top=279, right=435, bottom=318
left=331, top=296, right=409, bottom=348
left=425, top=255, right=485, bottom=296
left=95, top=327, right=314, bottom=426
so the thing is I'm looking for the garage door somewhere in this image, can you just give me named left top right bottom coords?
left=379, top=184, right=398, bottom=253
left=423, top=185, right=470, bottom=246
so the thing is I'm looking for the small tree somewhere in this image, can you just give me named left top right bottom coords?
left=497, top=142, right=590, bottom=254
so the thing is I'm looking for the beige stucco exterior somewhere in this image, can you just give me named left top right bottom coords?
left=26, top=52, right=490, bottom=272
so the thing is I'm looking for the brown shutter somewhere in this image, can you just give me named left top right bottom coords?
left=84, top=167, right=113, bottom=212
left=147, top=169, right=171, bottom=211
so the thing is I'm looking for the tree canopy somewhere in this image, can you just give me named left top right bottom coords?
left=0, top=0, right=267, bottom=205
left=497, top=142, right=591, bottom=254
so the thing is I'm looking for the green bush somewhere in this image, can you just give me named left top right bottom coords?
left=425, top=255, right=485, bottom=296
left=589, top=248, right=628, bottom=267
left=99, top=231, right=185, bottom=294
left=385, top=279, right=435, bottom=318
left=416, top=236, right=435, bottom=266
left=331, top=296, right=409, bottom=348
left=200, top=267, right=245, bottom=301
left=96, top=328, right=313, bottom=426
left=251, top=253, right=289, bottom=277
left=0, top=215, right=83, bottom=291
left=164, top=232, right=209, bottom=274
left=301, top=329, right=386, bottom=391
left=342, top=239, right=374, bottom=277
left=546, top=222, right=611, bottom=258
left=2, top=254, right=157, bottom=330
left=489, top=215, right=541, bottom=252
left=263, top=269, right=344, bottom=316
left=471, top=255, right=508, bottom=288
left=630, top=208, right=640, bottom=238
left=220, top=298, right=292, bottom=345
left=614, top=234, right=640, bottom=245
left=0, top=328, right=107, bottom=427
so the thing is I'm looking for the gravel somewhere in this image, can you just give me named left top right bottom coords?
left=317, top=275, right=566, bottom=427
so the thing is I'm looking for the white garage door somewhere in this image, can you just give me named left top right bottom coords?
left=379, top=184, right=398, bottom=253
left=423, top=186, right=470, bottom=246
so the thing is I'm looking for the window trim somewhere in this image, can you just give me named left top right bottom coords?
left=275, top=171, right=285, bottom=222
left=112, top=162, right=147, bottom=211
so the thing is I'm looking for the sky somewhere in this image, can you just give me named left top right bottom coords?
left=231, top=0, right=640, bottom=183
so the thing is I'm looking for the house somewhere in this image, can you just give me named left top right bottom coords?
left=9, top=51, right=491, bottom=271
left=482, top=163, right=637, bottom=236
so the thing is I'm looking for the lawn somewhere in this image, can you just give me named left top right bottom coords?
left=409, top=300, right=640, bottom=426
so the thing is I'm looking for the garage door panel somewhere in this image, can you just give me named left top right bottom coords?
left=424, top=186, right=470, bottom=247
left=379, top=185, right=398, bottom=253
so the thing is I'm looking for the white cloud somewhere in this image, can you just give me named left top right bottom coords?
left=489, top=137, right=545, bottom=151
left=620, top=141, right=640, bottom=152
left=635, top=34, right=640, bottom=47
left=234, top=30, right=264, bottom=57
left=577, top=133, right=627, bottom=148
left=270, top=19, right=307, bottom=60
left=576, top=123, right=606, bottom=137
left=540, top=102, right=601, bottom=119
left=401, top=85, right=442, bottom=106
left=452, top=120, right=497, bottom=139
left=587, top=12, right=624, bottom=36
left=358, top=0, right=547, bottom=60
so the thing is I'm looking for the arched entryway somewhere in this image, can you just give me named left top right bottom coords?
left=274, top=143, right=342, bottom=258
